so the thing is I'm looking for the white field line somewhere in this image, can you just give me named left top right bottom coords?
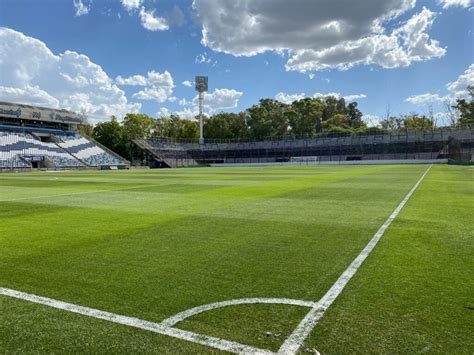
left=0, top=287, right=271, bottom=354
left=278, top=165, right=432, bottom=354
left=161, top=298, right=316, bottom=327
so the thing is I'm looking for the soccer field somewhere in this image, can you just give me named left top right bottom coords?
left=0, top=165, right=472, bottom=353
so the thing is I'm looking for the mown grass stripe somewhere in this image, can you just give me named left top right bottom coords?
left=279, top=165, right=432, bottom=354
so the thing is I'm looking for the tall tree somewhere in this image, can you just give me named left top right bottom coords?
left=453, top=86, right=474, bottom=125
left=122, top=113, right=156, bottom=140
left=288, top=98, right=324, bottom=136
left=204, top=112, right=248, bottom=139
left=93, top=116, right=130, bottom=159
left=346, top=102, right=364, bottom=128
left=402, top=113, right=434, bottom=129
left=247, top=99, right=289, bottom=138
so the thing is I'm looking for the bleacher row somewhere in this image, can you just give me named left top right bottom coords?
left=0, top=129, right=127, bottom=169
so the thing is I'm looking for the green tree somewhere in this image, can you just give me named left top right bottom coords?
left=403, top=114, right=434, bottom=129
left=77, top=123, right=94, bottom=137
left=346, top=102, right=365, bottom=128
left=379, top=116, right=404, bottom=130
left=204, top=112, right=248, bottom=139
left=92, top=116, right=130, bottom=159
left=122, top=113, right=156, bottom=140
left=154, top=115, right=199, bottom=139
left=247, top=99, right=289, bottom=138
left=288, top=98, right=324, bottom=136
left=454, top=86, right=474, bottom=125
left=321, top=96, right=347, bottom=122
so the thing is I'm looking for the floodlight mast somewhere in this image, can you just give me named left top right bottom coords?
left=195, top=76, right=208, bottom=145
left=198, top=91, right=204, bottom=144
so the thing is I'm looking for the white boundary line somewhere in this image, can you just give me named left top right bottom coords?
left=161, top=298, right=317, bottom=327
left=278, top=165, right=432, bottom=354
left=0, top=287, right=271, bottom=354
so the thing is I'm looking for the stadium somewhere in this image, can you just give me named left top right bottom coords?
left=1, top=98, right=473, bottom=353
left=1, top=1, right=473, bottom=354
left=2, top=101, right=473, bottom=171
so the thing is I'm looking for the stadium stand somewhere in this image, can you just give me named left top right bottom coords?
left=136, top=126, right=474, bottom=168
left=0, top=101, right=129, bottom=171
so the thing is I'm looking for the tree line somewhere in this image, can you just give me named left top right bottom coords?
left=79, top=87, right=473, bottom=162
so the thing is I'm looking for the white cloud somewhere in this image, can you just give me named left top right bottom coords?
left=139, top=6, right=169, bottom=31
left=157, top=107, right=199, bottom=120
left=0, top=86, right=60, bottom=108
left=406, top=63, right=474, bottom=105
left=0, top=27, right=140, bottom=122
left=275, top=92, right=306, bottom=104
left=182, top=80, right=193, bottom=88
left=195, top=52, right=212, bottom=64
left=121, top=0, right=142, bottom=11
left=147, top=70, right=174, bottom=89
left=117, top=70, right=175, bottom=103
left=73, top=0, right=90, bottom=17
left=194, top=1, right=445, bottom=73
left=276, top=92, right=367, bottom=104
left=405, top=93, right=447, bottom=105
left=193, top=88, right=243, bottom=112
left=132, top=87, right=170, bottom=102
left=343, top=94, right=367, bottom=101
left=115, top=74, right=147, bottom=86
left=446, top=63, right=474, bottom=98
left=287, top=8, right=445, bottom=72
left=438, top=0, right=472, bottom=9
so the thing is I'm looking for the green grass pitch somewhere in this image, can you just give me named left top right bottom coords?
left=0, top=164, right=472, bottom=353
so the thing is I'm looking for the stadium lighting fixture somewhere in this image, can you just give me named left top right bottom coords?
left=195, top=76, right=208, bottom=145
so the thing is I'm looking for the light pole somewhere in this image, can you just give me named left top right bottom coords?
left=195, top=76, right=208, bottom=145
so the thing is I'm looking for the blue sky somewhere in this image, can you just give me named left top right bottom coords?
left=0, top=0, right=473, bottom=124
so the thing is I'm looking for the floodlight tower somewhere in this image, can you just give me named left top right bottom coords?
left=195, top=76, right=208, bottom=145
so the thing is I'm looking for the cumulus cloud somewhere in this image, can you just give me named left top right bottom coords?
left=406, top=64, right=474, bottom=105
left=139, top=6, right=169, bottom=31
left=116, top=70, right=175, bottom=103
left=275, top=92, right=306, bottom=104
left=119, top=71, right=174, bottom=103
left=446, top=63, right=474, bottom=98
left=182, top=80, right=193, bottom=87
left=158, top=107, right=199, bottom=120
left=193, top=1, right=445, bottom=73
left=120, top=0, right=142, bottom=11
left=73, top=0, right=90, bottom=17
left=343, top=94, right=368, bottom=101
left=0, top=86, right=60, bottom=108
left=275, top=92, right=367, bottom=103
left=0, top=27, right=140, bottom=122
left=405, top=93, right=447, bottom=105
left=438, top=0, right=472, bottom=8
left=193, top=88, right=243, bottom=112
left=115, top=74, right=147, bottom=86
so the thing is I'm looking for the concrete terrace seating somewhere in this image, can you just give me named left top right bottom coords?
left=0, top=131, right=84, bottom=168
left=56, top=133, right=126, bottom=166
left=0, top=129, right=127, bottom=169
